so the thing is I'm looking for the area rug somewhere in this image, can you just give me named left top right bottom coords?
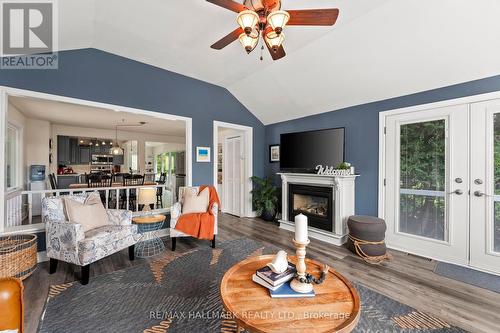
left=38, top=238, right=467, bottom=332
left=434, top=262, right=500, bottom=294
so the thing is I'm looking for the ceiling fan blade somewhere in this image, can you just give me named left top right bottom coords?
left=287, top=9, right=339, bottom=26
left=211, top=27, right=244, bottom=50
left=206, top=0, right=247, bottom=13
left=266, top=42, right=286, bottom=61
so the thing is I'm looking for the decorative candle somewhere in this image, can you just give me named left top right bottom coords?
left=295, top=214, right=308, bottom=243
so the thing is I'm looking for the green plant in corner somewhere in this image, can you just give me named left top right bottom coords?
left=251, top=176, right=278, bottom=222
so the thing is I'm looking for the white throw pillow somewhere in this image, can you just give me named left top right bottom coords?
left=182, top=187, right=209, bottom=214
left=64, top=193, right=109, bottom=232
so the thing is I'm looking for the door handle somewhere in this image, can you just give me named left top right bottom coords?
left=451, top=189, right=463, bottom=195
left=474, top=190, right=486, bottom=197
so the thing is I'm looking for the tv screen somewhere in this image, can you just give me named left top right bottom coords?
left=280, top=128, right=345, bottom=172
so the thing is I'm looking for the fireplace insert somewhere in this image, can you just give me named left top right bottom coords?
left=288, top=184, right=333, bottom=232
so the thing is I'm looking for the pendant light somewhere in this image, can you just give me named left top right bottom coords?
left=110, top=125, right=123, bottom=155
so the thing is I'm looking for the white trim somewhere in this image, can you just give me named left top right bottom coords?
left=0, top=91, right=6, bottom=234
left=378, top=89, right=500, bottom=219
left=37, top=251, right=48, bottom=263
left=0, top=86, right=193, bottom=232
left=6, top=121, right=23, bottom=191
left=213, top=120, right=254, bottom=217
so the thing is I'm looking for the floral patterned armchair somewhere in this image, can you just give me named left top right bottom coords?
left=42, top=192, right=140, bottom=285
left=170, top=186, right=218, bottom=251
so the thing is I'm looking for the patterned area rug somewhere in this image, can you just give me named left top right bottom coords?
left=38, top=238, right=467, bottom=332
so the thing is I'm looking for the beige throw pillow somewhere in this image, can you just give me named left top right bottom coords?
left=182, top=187, right=209, bottom=214
left=64, top=193, right=109, bottom=232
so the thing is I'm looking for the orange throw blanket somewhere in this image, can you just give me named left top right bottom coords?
left=174, top=185, right=221, bottom=240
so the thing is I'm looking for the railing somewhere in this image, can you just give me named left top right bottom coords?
left=5, top=184, right=174, bottom=229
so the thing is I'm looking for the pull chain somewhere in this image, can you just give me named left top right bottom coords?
left=260, top=44, right=264, bottom=61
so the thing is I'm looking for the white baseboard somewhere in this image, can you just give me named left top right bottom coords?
left=37, top=228, right=171, bottom=263
left=279, top=220, right=348, bottom=246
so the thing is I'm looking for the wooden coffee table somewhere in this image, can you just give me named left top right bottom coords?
left=220, top=255, right=360, bottom=333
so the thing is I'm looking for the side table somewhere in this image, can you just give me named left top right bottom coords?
left=132, top=215, right=166, bottom=257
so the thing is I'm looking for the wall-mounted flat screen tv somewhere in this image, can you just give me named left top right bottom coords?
left=280, top=127, right=345, bottom=173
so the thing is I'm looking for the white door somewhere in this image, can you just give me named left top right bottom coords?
left=384, top=104, right=469, bottom=264
left=470, top=100, right=500, bottom=274
left=223, top=136, right=243, bottom=217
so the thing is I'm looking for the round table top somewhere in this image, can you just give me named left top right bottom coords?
left=132, top=215, right=166, bottom=224
left=220, top=254, right=360, bottom=333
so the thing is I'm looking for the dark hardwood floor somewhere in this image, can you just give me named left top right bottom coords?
left=24, top=214, right=500, bottom=333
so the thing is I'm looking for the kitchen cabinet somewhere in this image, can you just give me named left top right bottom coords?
left=57, top=175, right=80, bottom=189
left=91, top=145, right=100, bottom=154
left=69, top=137, right=79, bottom=164
left=112, top=154, right=124, bottom=165
left=57, top=136, right=70, bottom=164
left=79, top=146, right=91, bottom=164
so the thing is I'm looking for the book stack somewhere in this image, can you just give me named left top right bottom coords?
left=252, top=263, right=315, bottom=298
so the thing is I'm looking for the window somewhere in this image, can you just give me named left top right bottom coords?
left=6, top=123, right=21, bottom=190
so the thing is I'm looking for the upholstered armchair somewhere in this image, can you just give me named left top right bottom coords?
left=170, top=186, right=218, bottom=251
left=0, top=278, right=23, bottom=333
left=42, top=193, right=140, bottom=285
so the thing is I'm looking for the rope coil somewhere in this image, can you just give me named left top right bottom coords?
left=348, top=234, right=392, bottom=265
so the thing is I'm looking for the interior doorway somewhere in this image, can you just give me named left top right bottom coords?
left=213, top=121, right=253, bottom=217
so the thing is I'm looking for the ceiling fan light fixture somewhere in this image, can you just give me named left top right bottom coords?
left=238, top=33, right=259, bottom=53
left=265, top=31, right=285, bottom=52
left=267, top=10, right=290, bottom=34
left=236, top=10, right=259, bottom=35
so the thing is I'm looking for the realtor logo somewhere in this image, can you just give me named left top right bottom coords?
left=1, top=0, right=58, bottom=69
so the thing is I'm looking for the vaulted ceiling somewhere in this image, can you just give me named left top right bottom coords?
left=58, top=0, right=500, bottom=124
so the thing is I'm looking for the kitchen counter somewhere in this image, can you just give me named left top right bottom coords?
left=57, top=174, right=83, bottom=189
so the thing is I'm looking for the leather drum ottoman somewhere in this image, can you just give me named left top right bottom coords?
left=346, top=215, right=388, bottom=263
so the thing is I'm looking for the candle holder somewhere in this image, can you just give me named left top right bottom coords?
left=290, top=238, right=314, bottom=293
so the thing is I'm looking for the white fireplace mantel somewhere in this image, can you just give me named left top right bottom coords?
left=278, top=173, right=358, bottom=246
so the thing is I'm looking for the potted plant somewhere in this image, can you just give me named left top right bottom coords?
left=251, top=176, right=278, bottom=221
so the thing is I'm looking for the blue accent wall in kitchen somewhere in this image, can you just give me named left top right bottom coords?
left=265, top=75, right=500, bottom=216
left=0, top=48, right=266, bottom=186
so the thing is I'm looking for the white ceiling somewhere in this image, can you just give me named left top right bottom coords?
left=9, top=96, right=186, bottom=136
left=58, top=0, right=500, bottom=124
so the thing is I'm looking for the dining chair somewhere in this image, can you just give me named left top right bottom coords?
left=87, top=173, right=112, bottom=205
left=120, top=174, right=145, bottom=210
left=48, top=173, right=58, bottom=195
left=156, top=172, right=167, bottom=207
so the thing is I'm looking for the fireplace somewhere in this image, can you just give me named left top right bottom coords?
left=288, top=184, right=333, bottom=232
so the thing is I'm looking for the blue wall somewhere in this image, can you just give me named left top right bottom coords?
left=266, top=75, right=500, bottom=216
left=0, top=48, right=266, bottom=185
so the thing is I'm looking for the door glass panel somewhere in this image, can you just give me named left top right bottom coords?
left=399, top=120, right=446, bottom=241
left=493, top=114, right=500, bottom=252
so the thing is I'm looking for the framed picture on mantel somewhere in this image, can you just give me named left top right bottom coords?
left=269, top=144, right=280, bottom=163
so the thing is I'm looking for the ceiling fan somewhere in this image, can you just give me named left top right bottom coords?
left=207, top=0, right=339, bottom=60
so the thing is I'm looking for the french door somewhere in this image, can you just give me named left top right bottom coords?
left=223, top=135, right=244, bottom=217
left=384, top=101, right=500, bottom=274
left=470, top=100, right=500, bottom=274
left=385, top=104, right=469, bottom=265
